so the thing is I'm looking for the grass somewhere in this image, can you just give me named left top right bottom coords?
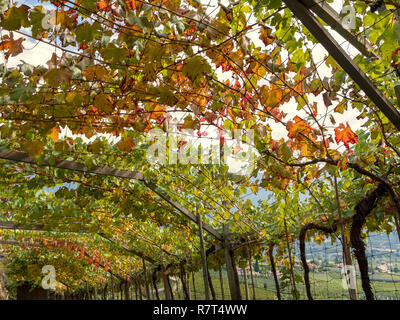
left=167, top=268, right=400, bottom=300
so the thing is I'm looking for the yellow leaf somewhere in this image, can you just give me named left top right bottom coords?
left=83, top=65, right=107, bottom=81
left=250, top=184, right=259, bottom=194
left=334, top=99, right=347, bottom=114
left=94, top=93, right=113, bottom=114
left=260, top=85, right=283, bottom=110
left=22, top=140, right=45, bottom=158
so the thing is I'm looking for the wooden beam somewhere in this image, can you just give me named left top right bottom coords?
left=0, top=149, right=222, bottom=240
left=0, top=239, right=36, bottom=246
left=0, top=149, right=145, bottom=181
left=0, top=221, right=87, bottom=233
left=283, top=0, right=400, bottom=131
left=302, top=0, right=376, bottom=58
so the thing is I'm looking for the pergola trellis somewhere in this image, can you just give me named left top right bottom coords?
left=0, top=0, right=399, bottom=301
left=0, top=148, right=246, bottom=299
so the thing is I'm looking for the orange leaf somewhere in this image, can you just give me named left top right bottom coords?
left=50, top=127, right=59, bottom=142
left=51, top=0, right=67, bottom=6
left=0, top=33, right=24, bottom=59
left=117, top=136, right=136, bottom=152
left=259, top=26, right=275, bottom=46
left=287, top=116, right=312, bottom=139
left=334, top=123, right=358, bottom=149
left=125, top=0, right=137, bottom=10
left=97, top=1, right=108, bottom=10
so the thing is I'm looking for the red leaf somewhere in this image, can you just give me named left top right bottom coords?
left=334, top=123, right=358, bottom=149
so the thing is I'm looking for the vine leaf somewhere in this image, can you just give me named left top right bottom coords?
left=44, top=67, right=72, bottom=87
left=22, top=140, right=45, bottom=158
left=287, top=116, right=312, bottom=139
left=334, top=123, right=358, bottom=149
left=97, top=1, right=108, bottom=10
left=118, top=137, right=136, bottom=152
left=259, top=26, right=276, bottom=46
left=0, top=33, right=24, bottom=59
left=0, top=5, right=30, bottom=30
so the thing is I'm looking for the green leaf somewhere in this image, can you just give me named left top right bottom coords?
left=1, top=5, right=30, bottom=30
left=182, top=56, right=211, bottom=84
left=44, top=67, right=72, bottom=87
left=29, top=8, right=46, bottom=38
left=75, top=22, right=101, bottom=43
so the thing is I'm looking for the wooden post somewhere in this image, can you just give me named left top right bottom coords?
left=207, top=268, right=216, bottom=300
left=94, top=286, right=97, bottom=300
left=196, top=206, right=210, bottom=300
left=134, top=279, right=138, bottom=300
left=268, top=242, right=281, bottom=300
left=176, top=276, right=180, bottom=299
left=283, top=217, right=298, bottom=299
left=137, top=276, right=143, bottom=300
left=167, top=274, right=174, bottom=300
left=301, top=0, right=375, bottom=57
left=102, top=282, right=108, bottom=300
left=85, top=282, right=89, bottom=300
left=395, top=85, right=400, bottom=107
left=334, top=175, right=357, bottom=300
left=218, top=265, right=225, bottom=300
left=186, top=273, right=191, bottom=300
left=110, top=276, right=115, bottom=300
left=124, top=280, right=130, bottom=300
left=394, top=210, right=400, bottom=243
left=142, top=259, right=151, bottom=300
left=147, top=270, right=154, bottom=300
left=243, top=268, right=249, bottom=300
left=179, top=263, right=190, bottom=300
left=162, top=266, right=172, bottom=300
left=152, top=271, right=160, bottom=300
left=119, top=281, right=123, bottom=300
left=247, top=248, right=256, bottom=300
left=192, top=272, right=197, bottom=300
left=223, top=224, right=242, bottom=300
